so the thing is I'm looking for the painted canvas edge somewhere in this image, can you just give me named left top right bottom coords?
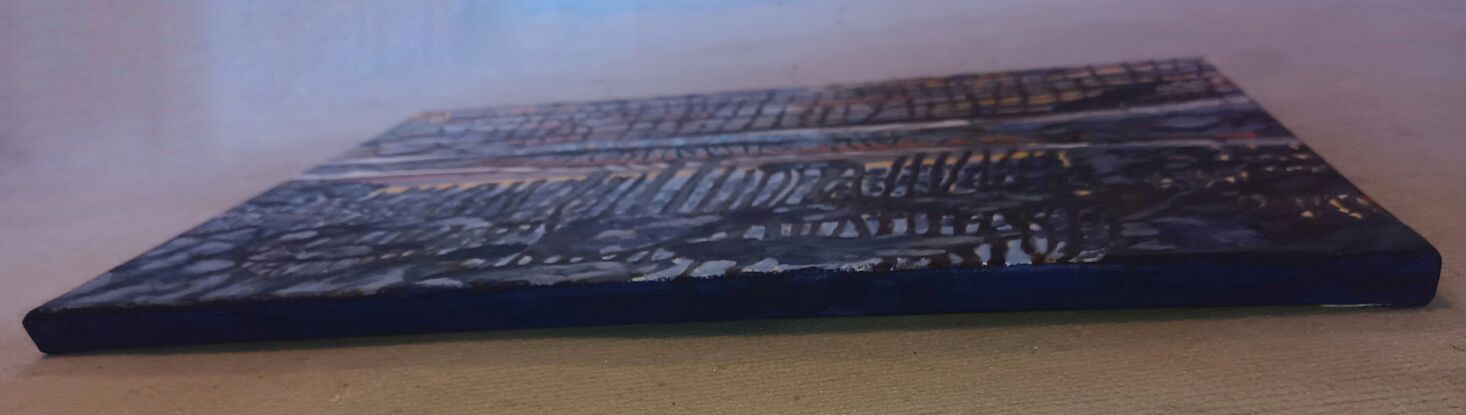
left=26, top=247, right=1438, bottom=354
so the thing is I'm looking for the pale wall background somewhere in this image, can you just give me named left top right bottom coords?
left=2, top=0, right=1464, bottom=413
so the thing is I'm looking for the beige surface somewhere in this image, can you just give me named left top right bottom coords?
left=2, top=0, right=1465, bottom=413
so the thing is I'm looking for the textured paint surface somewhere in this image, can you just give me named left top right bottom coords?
left=24, top=59, right=1439, bottom=353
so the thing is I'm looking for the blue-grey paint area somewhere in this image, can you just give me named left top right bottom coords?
left=25, top=59, right=1440, bottom=354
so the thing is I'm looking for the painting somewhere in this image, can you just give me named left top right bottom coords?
left=25, top=58, right=1439, bottom=354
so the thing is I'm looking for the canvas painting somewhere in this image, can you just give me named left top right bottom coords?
left=26, top=58, right=1439, bottom=354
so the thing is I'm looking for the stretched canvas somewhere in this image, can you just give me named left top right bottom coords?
left=26, top=58, right=1439, bottom=354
